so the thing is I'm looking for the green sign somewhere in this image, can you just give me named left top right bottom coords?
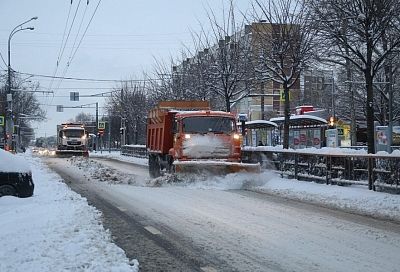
left=98, top=121, right=106, bottom=129
left=279, top=90, right=292, bottom=102
left=0, top=115, right=4, bottom=126
left=337, top=126, right=344, bottom=136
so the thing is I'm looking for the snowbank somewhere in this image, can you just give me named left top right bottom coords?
left=0, top=149, right=31, bottom=173
left=0, top=155, right=139, bottom=272
left=255, top=172, right=400, bottom=222
left=90, top=151, right=148, bottom=166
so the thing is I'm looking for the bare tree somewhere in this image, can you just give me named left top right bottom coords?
left=204, top=0, right=255, bottom=111
left=74, top=112, right=93, bottom=123
left=106, top=80, right=149, bottom=145
left=308, top=0, right=400, bottom=153
left=146, top=1, right=254, bottom=111
left=250, top=0, right=317, bottom=148
left=1, top=73, right=45, bottom=146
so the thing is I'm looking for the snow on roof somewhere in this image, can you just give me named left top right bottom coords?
left=271, top=115, right=327, bottom=123
left=62, top=127, right=85, bottom=130
left=174, top=110, right=233, bottom=116
left=239, top=120, right=278, bottom=128
left=0, top=149, right=31, bottom=173
left=270, top=115, right=328, bottom=125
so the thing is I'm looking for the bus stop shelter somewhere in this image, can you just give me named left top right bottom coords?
left=270, top=115, right=328, bottom=149
left=238, top=120, right=278, bottom=146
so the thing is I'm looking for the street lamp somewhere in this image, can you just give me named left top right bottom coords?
left=5, top=16, right=38, bottom=152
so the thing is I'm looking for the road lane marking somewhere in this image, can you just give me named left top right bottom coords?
left=201, top=266, right=218, bottom=272
left=117, top=206, right=127, bottom=212
left=144, top=226, right=162, bottom=235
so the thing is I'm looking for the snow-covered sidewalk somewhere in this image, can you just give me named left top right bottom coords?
left=0, top=153, right=139, bottom=272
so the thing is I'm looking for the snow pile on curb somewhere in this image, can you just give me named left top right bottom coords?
left=0, top=149, right=31, bottom=173
left=255, top=172, right=400, bottom=222
left=0, top=156, right=139, bottom=272
left=67, top=157, right=145, bottom=186
left=153, top=170, right=400, bottom=222
left=90, top=151, right=148, bottom=166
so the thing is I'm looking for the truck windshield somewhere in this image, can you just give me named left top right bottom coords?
left=63, top=130, right=84, bottom=138
left=182, top=117, right=235, bottom=134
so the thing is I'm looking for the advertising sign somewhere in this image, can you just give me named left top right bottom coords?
left=293, top=130, right=300, bottom=147
left=326, top=129, right=339, bottom=148
left=313, top=129, right=321, bottom=148
left=393, top=126, right=400, bottom=146
left=375, top=126, right=389, bottom=152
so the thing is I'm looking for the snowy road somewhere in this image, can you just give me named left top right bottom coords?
left=46, top=157, right=400, bottom=272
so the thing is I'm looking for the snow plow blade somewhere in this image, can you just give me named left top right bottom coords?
left=55, top=150, right=89, bottom=158
left=174, top=160, right=260, bottom=175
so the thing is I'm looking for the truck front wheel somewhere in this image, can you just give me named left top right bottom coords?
left=166, top=155, right=175, bottom=174
left=149, top=154, right=161, bottom=178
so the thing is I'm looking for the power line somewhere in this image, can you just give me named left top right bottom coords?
left=0, top=30, right=192, bottom=37
left=38, top=86, right=114, bottom=89
left=49, top=0, right=73, bottom=92
left=52, top=0, right=84, bottom=96
left=56, top=1, right=73, bottom=68
left=0, top=43, right=190, bottom=50
left=0, top=51, right=7, bottom=67
left=53, top=0, right=101, bottom=101
left=14, top=70, right=166, bottom=82
left=46, top=0, right=75, bottom=118
left=70, top=0, right=102, bottom=62
left=68, top=1, right=89, bottom=62
left=58, top=0, right=82, bottom=66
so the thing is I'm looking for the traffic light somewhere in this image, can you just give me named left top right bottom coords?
left=120, top=127, right=124, bottom=135
left=329, top=116, right=335, bottom=128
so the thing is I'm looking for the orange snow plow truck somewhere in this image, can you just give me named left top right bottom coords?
left=146, top=101, right=260, bottom=178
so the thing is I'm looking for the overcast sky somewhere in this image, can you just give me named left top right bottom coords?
left=0, top=0, right=253, bottom=138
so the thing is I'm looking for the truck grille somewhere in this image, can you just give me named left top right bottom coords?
left=67, top=141, right=82, bottom=145
left=182, top=135, right=231, bottom=159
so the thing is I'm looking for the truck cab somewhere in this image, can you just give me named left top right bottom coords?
left=171, top=111, right=241, bottom=161
left=146, top=101, right=258, bottom=178
left=56, top=123, right=89, bottom=156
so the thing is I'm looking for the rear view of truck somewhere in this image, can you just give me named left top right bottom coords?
left=56, top=123, right=89, bottom=157
left=146, top=101, right=259, bottom=178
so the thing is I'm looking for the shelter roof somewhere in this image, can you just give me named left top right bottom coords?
left=270, top=115, right=328, bottom=128
left=237, top=120, right=278, bottom=129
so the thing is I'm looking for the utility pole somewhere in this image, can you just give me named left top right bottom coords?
left=261, top=81, right=265, bottom=120
left=6, top=17, right=37, bottom=152
left=108, top=118, right=111, bottom=153
left=388, top=82, right=393, bottom=152
left=95, top=102, right=98, bottom=151
left=120, top=88, right=126, bottom=147
left=331, top=70, right=335, bottom=118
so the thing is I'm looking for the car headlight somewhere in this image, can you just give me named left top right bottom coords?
left=184, top=134, right=191, bottom=139
left=233, top=133, right=240, bottom=140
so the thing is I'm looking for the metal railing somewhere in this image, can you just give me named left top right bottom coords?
left=121, top=145, right=148, bottom=158
left=120, top=144, right=400, bottom=193
left=242, top=149, right=400, bottom=193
